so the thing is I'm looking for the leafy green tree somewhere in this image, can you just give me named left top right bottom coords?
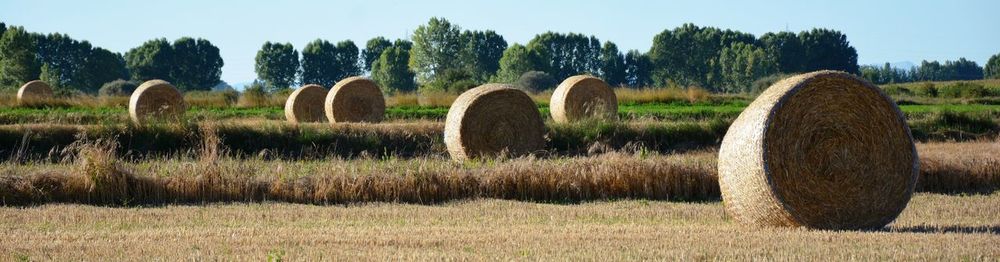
left=946, top=58, right=983, bottom=80
left=798, top=29, right=859, bottom=74
left=371, top=46, right=416, bottom=93
left=916, top=60, right=944, bottom=81
left=494, top=44, right=543, bottom=83
left=423, top=68, right=477, bottom=93
left=171, top=37, right=223, bottom=91
left=649, top=24, right=755, bottom=90
left=301, top=39, right=360, bottom=87
left=39, top=63, right=62, bottom=90
left=914, top=58, right=983, bottom=81
left=409, top=17, right=464, bottom=84
left=759, top=31, right=805, bottom=73
left=0, top=22, right=6, bottom=37
left=527, top=32, right=601, bottom=80
left=301, top=39, right=338, bottom=86
left=860, top=65, right=881, bottom=84
left=125, top=38, right=174, bottom=82
left=393, top=39, right=413, bottom=51
left=82, top=48, right=128, bottom=92
left=35, top=33, right=94, bottom=91
left=717, top=42, right=777, bottom=93
left=599, top=41, right=626, bottom=86
left=362, top=37, right=392, bottom=73
left=255, top=42, right=299, bottom=91
left=986, top=53, right=1000, bottom=79
left=332, top=40, right=361, bottom=80
left=0, top=26, right=41, bottom=89
left=460, top=30, right=507, bottom=82
left=623, top=50, right=652, bottom=87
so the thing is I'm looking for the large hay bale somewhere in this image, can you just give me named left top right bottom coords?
left=324, top=77, right=385, bottom=123
left=445, top=83, right=545, bottom=160
left=718, top=70, right=918, bottom=230
left=550, top=75, right=617, bottom=123
left=284, top=84, right=328, bottom=123
left=17, top=80, right=53, bottom=105
left=128, top=79, right=185, bottom=124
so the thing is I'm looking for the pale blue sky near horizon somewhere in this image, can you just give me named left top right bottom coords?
left=1, top=0, right=998, bottom=86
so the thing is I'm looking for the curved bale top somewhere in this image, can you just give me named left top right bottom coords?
left=444, top=83, right=545, bottom=160
left=128, top=80, right=185, bottom=124
left=285, top=84, right=328, bottom=123
left=718, top=70, right=918, bottom=230
left=324, top=77, right=385, bottom=123
left=17, top=80, right=54, bottom=105
left=550, top=75, right=618, bottom=123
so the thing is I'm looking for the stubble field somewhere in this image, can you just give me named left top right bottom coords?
left=1, top=86, right=999, bottom=260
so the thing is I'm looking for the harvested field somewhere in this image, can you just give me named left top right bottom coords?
left=0, top=193, right=997, bottom=260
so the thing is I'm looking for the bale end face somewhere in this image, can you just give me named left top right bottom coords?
left=550, top=75, right=618, bottom=123
left=718, top=70, right=918, bottom=230
left=285, top=84, right=328, bottom=123
left=17, top=80, right=54, bottom=105
left=128, top=80, right=185, bottom=124
left=445, top=84, right=545, bottom=160
left=325, top=77, right=385, bottom=123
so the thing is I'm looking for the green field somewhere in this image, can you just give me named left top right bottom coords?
left=4, top=102, right=1000, bottom=124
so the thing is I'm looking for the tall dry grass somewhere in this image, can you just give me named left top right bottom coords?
left=2, top=137, right=1000, bottom=206
left=615, top=87, right=716, bottom=104
left=0, top=137, right=719, bottom=205
left=916, top=140, right=1000, bottom=193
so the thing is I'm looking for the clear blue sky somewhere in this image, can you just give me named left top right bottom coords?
left=2, top=0, right=998, bottom=85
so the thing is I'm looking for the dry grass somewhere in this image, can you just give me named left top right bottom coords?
left=1, top=139, right=998, bottom=206
left=0, top=193, right=996, bottom=260
left=615, top=86, right=715, bottom=104
left=917, top=140, right=1000, bottom=193
left=0, top=147, right=720, bottom=205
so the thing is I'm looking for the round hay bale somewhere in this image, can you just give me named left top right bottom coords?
left=284, top=84, right=328, bottom=123
left=17, top=80, right=53, bottom=105
left=324, top=77, right=385, bottom=123
left=718, top=70, right=918, bottom=230
left=550, top=75, right=617, bottom=123
left=444, top=83, right=545, bottom=160
left=128, top=79, right=185, bottom=124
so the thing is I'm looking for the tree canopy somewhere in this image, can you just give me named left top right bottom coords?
left=301, top=39, right=360, bottom=87
left=255, top=41, right=299, bottom=91
left=372, top=45, right=416, bottom=93
left=3, top=20, right=994, bottom=95
left=986, top=53, right=1000, bottom=79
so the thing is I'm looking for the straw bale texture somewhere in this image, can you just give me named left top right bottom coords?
left=550, top=75, right=617, bottom=122
left=445, top=84, right=545, bottom=160
left=17, top=80, right=53, bottom=104
left=718, top=70, right=918, bottom=230
left=284, top=84, right=328, bottom=123
left=128, top=80, right=184, bottom=124
left=324, top=77, right=385, bottom=123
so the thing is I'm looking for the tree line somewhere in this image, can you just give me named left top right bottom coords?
left=3, top=19, right=998, bottom=96
left=255, top=19, right=864, bottom=94
left=0, top=22, right=224, bottom=94
left=861, top=57, right=1000, bottom=85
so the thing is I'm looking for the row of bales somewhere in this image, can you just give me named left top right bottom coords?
left=13, top=71, right=919, bottom=231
